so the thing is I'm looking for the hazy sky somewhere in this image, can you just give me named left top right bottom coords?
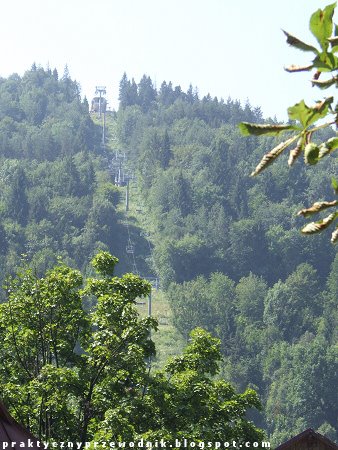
left=0, top=0, right=333, bottom=120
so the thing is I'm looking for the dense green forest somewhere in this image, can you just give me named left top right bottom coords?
left=116, top=73, right=338, bottom=445
left=0, top=65, right=143, bottom=293
left=0, top=66, right=336, bottom=446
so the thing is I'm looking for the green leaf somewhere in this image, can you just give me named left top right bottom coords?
left=311, top=76, right=338, bottom=89
left=283, top=30, right=319, bottom=53
left=287, top=97, right=333, bottom=127
left=284, top=64, right=314, bottom=73
left=319, top=137, right=338, bottom=157
left=331, top=227, right=338, bottom=243
left=312, top=52, right=338, bottom=71
left=288, top=136, right=305, bottom=166
left=238, top=122, right=298, bottom=137
left=332, top=177, right=338, bottom=194
left=251, top=135, right=299, bottom=176
left=301, top=212, right=338, bottom=234
left=310, top=3, right=336, bottom=52
left=297, top=200, right=337, bottom=217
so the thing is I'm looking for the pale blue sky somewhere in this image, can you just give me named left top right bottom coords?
left=0, top=0, right=333, bottom=120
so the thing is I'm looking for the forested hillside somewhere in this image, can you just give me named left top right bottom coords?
left=0, top=66, right=267, bottom=445
left=0, top=65, right=135, bottom=293
left=0, top=66, right=336, bottom=446
left=116, top=74, right=338, bottom=445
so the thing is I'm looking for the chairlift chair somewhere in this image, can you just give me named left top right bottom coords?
left=126, top=241, right=134, bottom=254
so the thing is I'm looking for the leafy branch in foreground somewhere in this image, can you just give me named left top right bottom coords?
left=239, top=3, right=338, bottom=243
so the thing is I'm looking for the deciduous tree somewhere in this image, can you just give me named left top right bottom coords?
left=239, top=3, right=338, bottom=243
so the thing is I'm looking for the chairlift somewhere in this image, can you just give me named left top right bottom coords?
left=126, top=241, right=134, bottom=254
left=159, top=317, right=169, bottom=325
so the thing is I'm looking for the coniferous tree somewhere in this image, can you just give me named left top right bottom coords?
left=119, top=73, right=139, bottom=108
left=186, top=84, right=195, bottom=103
left=7, top=166, right=29, bottom=226
left=138, top=75, right=156, bottom=112
left=119, top=72, right=131, bottom=108
left=0, top=223, right=7, bottom=254
left=173, top=84, right=183, bottom=101
left=129, top=78, right=138, bottom=105
left=159, top=80, right=175, bottom=106
left=159, top=129, right=172, bottom=168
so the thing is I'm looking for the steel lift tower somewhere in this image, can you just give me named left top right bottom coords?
left=95, top=86, right=107, bottom=146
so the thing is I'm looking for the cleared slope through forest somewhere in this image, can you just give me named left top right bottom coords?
left=92, top=111, right=185, bottom=368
